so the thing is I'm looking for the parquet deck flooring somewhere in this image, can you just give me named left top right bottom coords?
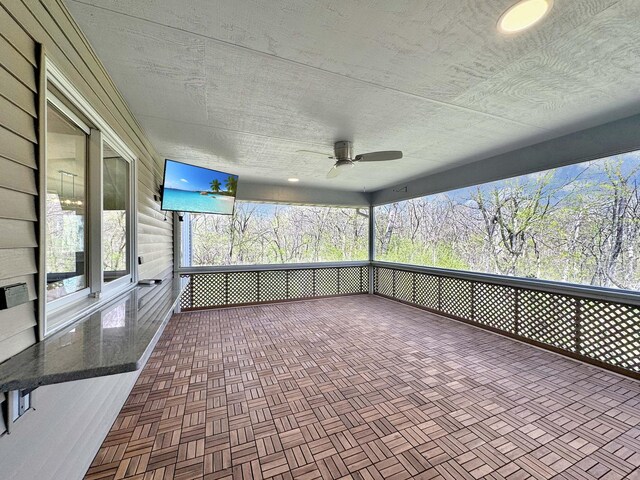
left=85, top=295, right=640, bottom=479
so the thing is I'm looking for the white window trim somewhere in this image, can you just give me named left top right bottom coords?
left=40, top=58, right=139, bottom=338
left=46, top=92, right=91, bottom=134
left=46, top=59, right=136, bottom=161
left=101, top=138, right=137, bottom=296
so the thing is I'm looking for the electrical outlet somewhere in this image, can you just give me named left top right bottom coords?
left=5, top=388, right=36, bottom=434
left=0, top=283, right=29, bottom=310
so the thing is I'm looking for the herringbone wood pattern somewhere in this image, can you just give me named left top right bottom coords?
left=85, top=295, right=640, bottom=479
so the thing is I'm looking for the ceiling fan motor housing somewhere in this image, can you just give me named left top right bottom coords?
left=334, top=141, right=353, bottom=160
left=335, top=159, right=355, bottom=169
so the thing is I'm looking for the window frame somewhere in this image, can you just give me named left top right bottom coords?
left=101, top=140, right=135, bottom=294
left=40, top=58, right=138, bottom=338
left=43, top=94, right=92, bottom=308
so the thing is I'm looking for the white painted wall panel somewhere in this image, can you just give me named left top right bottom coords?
left=0, top=372, right=139, bottom=480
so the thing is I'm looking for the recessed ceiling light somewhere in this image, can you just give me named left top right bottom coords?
left=498, top=0, right=553, bottom=34
left=287, top=177, right=299, bottom=182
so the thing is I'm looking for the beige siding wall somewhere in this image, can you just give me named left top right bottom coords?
left=0, top=2, right=39, bottom=363
left=0, top=0, right=173, bottom=363
left=0, top=0, right=173, bottom=476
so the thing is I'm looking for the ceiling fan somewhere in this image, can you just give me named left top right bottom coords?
left=299, top=141, right=403, bottom=178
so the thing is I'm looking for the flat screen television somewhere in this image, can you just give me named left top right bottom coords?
left=161, top=159, right=238, bottom=215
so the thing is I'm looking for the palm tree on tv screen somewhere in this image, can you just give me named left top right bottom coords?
left=210, top=179, right=221, bottom=193
left=225, top=175, right=238, bottom=195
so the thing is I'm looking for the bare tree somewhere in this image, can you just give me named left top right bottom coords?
left=186, top=155, right=640, bottom=291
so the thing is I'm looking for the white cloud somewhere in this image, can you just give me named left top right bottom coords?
left=180, top=178, right=189, bottom=183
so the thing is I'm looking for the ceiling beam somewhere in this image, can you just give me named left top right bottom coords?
left=371, top=112, right=640, bottom=206
left=237, top=181, right=370, bottom=207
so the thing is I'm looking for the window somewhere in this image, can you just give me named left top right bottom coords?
left=181, top=202, right=369, bottom=267
left=375, top=151, right=640, bottom=291
left=43, top=61, right=137, bottom=335
left=45, top=102, right=89, bottom=302
left=103, top=144, right=131, bottom=283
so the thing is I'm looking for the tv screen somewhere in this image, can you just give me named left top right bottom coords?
left=161, top=159, right=238, bottom=215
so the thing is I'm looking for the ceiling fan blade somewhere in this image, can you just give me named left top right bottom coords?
left=354, top=150, right=403, bottom=162
left=326, top=165, right=341, bottom=178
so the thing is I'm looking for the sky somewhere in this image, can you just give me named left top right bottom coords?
left=394, top=151, right=640, bottom=206
left=164, top=160, right=237, bottom=191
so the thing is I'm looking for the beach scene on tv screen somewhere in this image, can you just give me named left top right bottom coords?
left=162, top=160, right=238, bottom=214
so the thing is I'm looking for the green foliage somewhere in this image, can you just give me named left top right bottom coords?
left=379, top=239, right=469, bottom=270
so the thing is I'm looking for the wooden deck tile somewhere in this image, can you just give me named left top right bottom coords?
left=85, top=296, right=640, bottom=479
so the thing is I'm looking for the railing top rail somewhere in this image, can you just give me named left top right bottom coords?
left=373, top=261, right=640, bottom=307
left=177, top=261, right=369, bottom=274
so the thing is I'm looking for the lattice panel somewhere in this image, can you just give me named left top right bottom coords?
left=375, top=268, right=394, bottom=297
left=474, top=282, right=516, bottom=331
left=192, top=273, right=226, bottom=308
left=413, top=273, right=439, bottom=309
left=180, top=274, right=192, bottom=309
left=371, top=265, right=638, bottom=377
left=258, top=270, right=288, bottom=302
left=519, top=290, right=576, bottom=352
left=316, top=268, right=339, bottom=296
left=338, top=267, right=364, bottom=294
left=580, top=300, right=640, bottom=372
left=394, top=270, right=414, bottom=303
left=440, top=277, right=472, bottom=319
left=227, top=271, right=259, bottom=304
left=288, top=269, right=314, bottom=299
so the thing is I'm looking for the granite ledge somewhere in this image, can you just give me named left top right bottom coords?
left=0, top=276, right=188, bottom=392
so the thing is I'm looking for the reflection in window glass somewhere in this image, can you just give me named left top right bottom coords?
left=103, top=144, right=130, bottom=282
left=101, top=302, right=127, bottom=329
left=375, top=152, right=640, bottom=290
left=46, top=103, right=88, bottom=301
left=182, top=203, right=369, bottom=267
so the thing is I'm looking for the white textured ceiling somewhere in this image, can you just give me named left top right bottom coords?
left=65, top=0, right=640, bottom=192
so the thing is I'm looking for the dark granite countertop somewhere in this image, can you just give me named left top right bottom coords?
left=0, top=276, right=188, bottom=392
